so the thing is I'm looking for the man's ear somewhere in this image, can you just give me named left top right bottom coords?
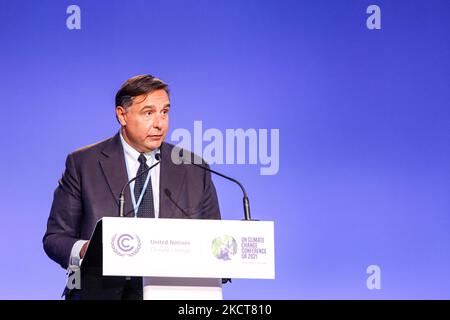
left=115, top=106, right=127, bottom=126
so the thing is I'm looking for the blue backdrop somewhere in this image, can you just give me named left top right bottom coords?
left=0, top=0, right=449, bottom=299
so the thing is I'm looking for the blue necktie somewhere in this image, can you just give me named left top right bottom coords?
left=134, top=154, right=155, bottom=218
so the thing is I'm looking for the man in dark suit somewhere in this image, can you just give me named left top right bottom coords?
left=43, top=75, right=221, bottom=299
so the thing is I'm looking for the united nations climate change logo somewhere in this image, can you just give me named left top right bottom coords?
left=211, top=235, right=237, bottom=261
left=111, top=233, right=141, bottom=256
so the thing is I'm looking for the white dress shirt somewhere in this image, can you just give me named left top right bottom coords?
left=120, top=132, right=161, bottom=218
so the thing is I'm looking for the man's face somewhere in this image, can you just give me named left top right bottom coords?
left=116, top=89, right=170, bottom=153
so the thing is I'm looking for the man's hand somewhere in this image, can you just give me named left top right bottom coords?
left=79, top=240, right=90, bottom=259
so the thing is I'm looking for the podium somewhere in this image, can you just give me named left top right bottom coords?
left=81, top=217, right=275, bottom=300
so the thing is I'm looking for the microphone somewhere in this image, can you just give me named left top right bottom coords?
left=118, top=153, right=161, bottom=217
left=178, top=149, right=252, bottom=221
left=164, top=188, right=192, bottom=219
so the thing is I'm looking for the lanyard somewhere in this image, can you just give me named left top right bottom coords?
left=130, top=167, right=152, bottom=217
left=125, top=154, right=154, bottom=217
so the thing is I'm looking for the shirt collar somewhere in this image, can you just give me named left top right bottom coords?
left=119, top=131, right=159, bottom=163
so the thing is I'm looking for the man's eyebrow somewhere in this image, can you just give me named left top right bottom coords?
left=140, top=105, right=155, bottom=111
left=139, top=104, right=170, bottom=111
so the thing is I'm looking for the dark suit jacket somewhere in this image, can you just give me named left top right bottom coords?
left=43, top=133, right=220, bottom=297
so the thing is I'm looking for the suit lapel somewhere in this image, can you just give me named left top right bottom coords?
left=99, top=133, right=134, bottom=217
left=159, top=142, right=186, bottom=218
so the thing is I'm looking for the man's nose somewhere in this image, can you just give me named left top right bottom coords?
left=152, top=113, right=163, bottom=129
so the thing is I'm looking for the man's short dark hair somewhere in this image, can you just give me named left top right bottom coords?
left=115, top=74, right=169, bottom=109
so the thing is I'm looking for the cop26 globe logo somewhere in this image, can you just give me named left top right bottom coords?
left=211, top=235, right=238, bottom=261
left=111, top=234, right=141, bottom=256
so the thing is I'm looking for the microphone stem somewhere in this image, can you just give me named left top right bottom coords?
left=119, top=194, right=125, bottom=217
left=243, top=196, right=251, bottom=221
left=190, top=162, right=252, bottom=221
